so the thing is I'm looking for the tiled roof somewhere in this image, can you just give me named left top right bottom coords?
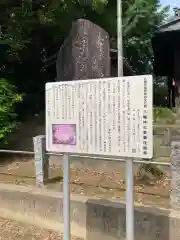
left=158, top=16, right=180, bottom=32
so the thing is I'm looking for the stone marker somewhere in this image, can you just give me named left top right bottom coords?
left=56, top=19, right=110, bottom=81
left=33, top=19, right=110, bottom=185
left=170, top=141, right=180, bottom=240
left=171, top=141, right=180, bottom=210
left=33, top=135, right=49, bottom=186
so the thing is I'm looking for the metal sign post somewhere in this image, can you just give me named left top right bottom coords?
left=117, top=0, right=135, bottom=238
left=63, top=153, right=70, bottom=240
left=126, top=158, right=134, bottom=240
left=45, top=76, right=153, bottom=240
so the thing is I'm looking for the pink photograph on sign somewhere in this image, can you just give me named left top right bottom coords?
left=52, top=124, right=76, bottom=145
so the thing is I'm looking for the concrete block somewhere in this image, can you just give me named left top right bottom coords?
left=0, top=183, right=176, bottom=240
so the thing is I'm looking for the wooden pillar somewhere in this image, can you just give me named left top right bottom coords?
left=168, top=76, right=173, bottom=109
left=174, top=80, right=180, bottom=114
left=173, top=43, right=180, bottom=113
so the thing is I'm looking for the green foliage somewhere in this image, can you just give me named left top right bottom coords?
left=0, top=0, right=170, bottom=74
left=0, top=0, right=171, bottom=146
left=122, top=0, right=169, bottom=73
left=137, top=163, right=164, bottom=183
left=153, top=107, right=176, bottom=124
left=0, top=78, right=22, bottom=144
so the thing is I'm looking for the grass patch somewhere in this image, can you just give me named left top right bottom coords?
left=153, top=107, right=176, bottom=124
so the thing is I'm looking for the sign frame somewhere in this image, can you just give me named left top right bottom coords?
left=46, top=75, right=153, bottom=159
left=45, top=75, right=153, bottom=240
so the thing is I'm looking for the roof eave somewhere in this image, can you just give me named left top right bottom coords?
left=158, top=17, right=180, bottom=33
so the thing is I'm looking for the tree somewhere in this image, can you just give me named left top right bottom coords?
left=0, top=78, right=22, bottom=145
left=0, top=0, right=170, bottom=120
left=0, top=0, right=169, bottom=73
left=94, top=0, right=169, bottom=74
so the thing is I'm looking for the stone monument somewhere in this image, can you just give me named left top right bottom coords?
left=56, top=19, right=110, bottom=81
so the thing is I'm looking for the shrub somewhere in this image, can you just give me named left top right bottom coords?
left=0, top=78, right=22, bottom=145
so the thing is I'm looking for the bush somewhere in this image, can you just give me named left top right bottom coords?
left=0, top=78, right=22, bottom=145
left=137, top=163, right=164, bottom=184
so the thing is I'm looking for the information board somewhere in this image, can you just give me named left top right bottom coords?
left=46, top=76, right=153, bottom=158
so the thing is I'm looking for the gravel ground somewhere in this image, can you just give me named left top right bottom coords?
left=0, top=217, right=63, bottom=240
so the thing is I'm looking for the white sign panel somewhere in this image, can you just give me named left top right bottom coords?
left=46, top=76, right=153, bottom=158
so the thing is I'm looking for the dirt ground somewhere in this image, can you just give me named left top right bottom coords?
left=0, top=112, right=171, bottom=209
left=0, top=217, right=66, bottom=240
left=0, top=154, right=170, bottom=209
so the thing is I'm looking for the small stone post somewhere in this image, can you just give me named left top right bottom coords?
left=33, top=135, right=49, bottom=186
left=170, top=141, right=180, bottom=240
left=171, top=141, right=180, bottom=209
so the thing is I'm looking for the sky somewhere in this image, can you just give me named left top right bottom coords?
left=160, top=0, right=180, bottom=8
